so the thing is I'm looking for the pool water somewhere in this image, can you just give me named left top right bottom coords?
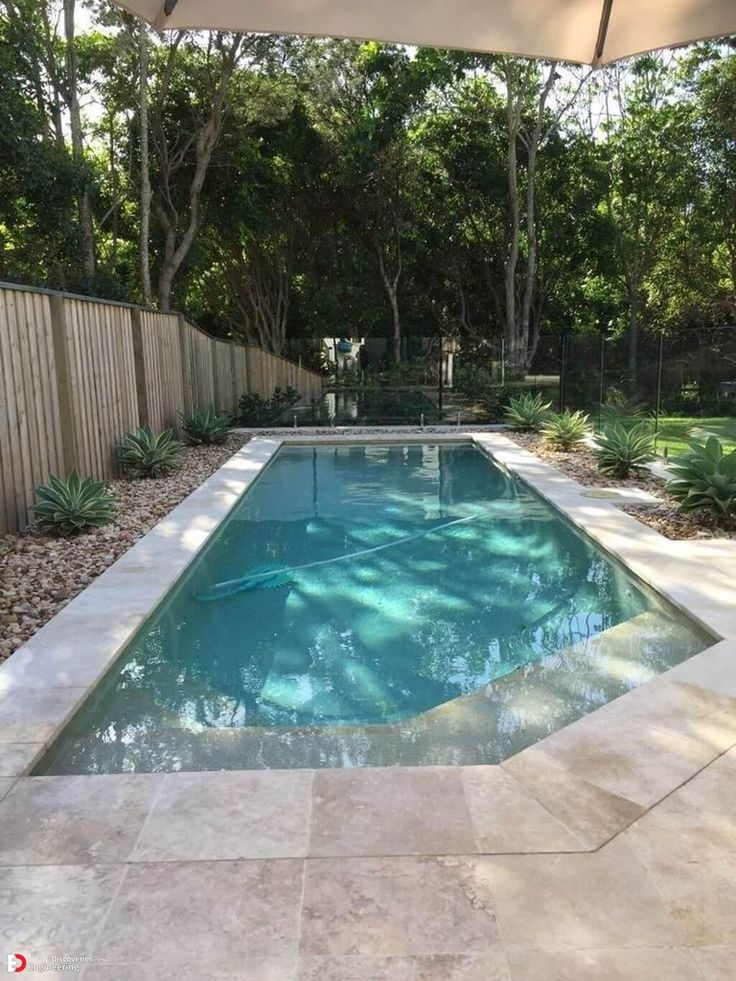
left=36, top=443, right=710, bottom=774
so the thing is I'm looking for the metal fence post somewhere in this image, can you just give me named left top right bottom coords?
left=654, top=332, right=664, bottom=451
left=558, top=334, right=567, bottom=411
left=598, top=330, right=606, bottom=431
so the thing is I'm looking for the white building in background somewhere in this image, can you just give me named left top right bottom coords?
left=322, top=336, right=456, bottom=387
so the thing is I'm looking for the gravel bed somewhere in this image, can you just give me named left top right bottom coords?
left=0, top=435, right=248, bottom=664
left=508, top=432, right=735, bottom=541
left=507, top=432, right=661, bottom=491
left=621, top=502, right=736, bottom=541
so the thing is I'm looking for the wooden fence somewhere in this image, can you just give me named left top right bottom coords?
left=0, top=283, right=323, bottom=534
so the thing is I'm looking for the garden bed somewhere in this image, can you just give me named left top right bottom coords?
left=509, top=432, right=735, bottom=542
left=0, top=434, right=248, bottom=664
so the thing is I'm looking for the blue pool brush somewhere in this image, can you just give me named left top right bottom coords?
left=194, top=513, right=480, bottom=602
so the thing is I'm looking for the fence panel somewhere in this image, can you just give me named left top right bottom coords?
left=246, top=346, right=323, bottom=401
left=0, top=288, right=64, bottom=534
left=182, top=322, right=215, bottom=410
left=138, top=310, right=185, bottom=431
left=232, top=346, right=249, bottom=402
left=213, top=340, right=236, bottom=412
left=63, top=297, right=138, bottom=478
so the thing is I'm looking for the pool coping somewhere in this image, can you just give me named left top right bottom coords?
left=1, top=431, right=735, bottom=861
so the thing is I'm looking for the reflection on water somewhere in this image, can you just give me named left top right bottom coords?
left=36, top=443, right=710, bottom=774
left=291, top=388, right=441, bottom=426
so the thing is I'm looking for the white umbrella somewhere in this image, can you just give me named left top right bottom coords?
left=114, top=0, right=735, bottom=67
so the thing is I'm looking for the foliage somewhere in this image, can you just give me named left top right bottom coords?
left=378, top=358, right=433, bottom=386
left=504, top=392, right=553, bottom=431
left=542, top=410, right=590, bottom=450
left=667, top=436, right=736, bottom=525
left=3, top=8, right=736, bottom=370
left=116, top=425, right=182, bottom=478
left=238, top=386, right=301, bottom=426
left=33, top=471, right=115, bottom=536
left=600, top=388, right=648, bottom=420
left=592, top=422, right=655, bottom=477
left=180, top=405, right=232, bottom=445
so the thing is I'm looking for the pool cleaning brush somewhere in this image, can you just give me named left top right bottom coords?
left=194, top=513, right=480, bottom=603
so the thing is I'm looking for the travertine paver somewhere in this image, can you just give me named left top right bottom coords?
left=0, top=864, right=125, bottom=961
left=0, top=742, right=42, bottom=776
left=503, top=947, right=703, bottom=981
left=460, top=766, right=585, bottom=853
left=96, top=859, right=303, bottom=976
left=310, top=766, right=477, bottom=856
left=299, top=855, right=501, bottom=957
left=0, top=774, right=161, bottom=866
left=132, top=769, right=314, bottom=861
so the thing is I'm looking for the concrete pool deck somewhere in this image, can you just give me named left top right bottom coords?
left=1, top=431, right=736, bottom=978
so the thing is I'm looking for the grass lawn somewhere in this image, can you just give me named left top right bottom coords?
left=652, top=416, right=736, bottom=457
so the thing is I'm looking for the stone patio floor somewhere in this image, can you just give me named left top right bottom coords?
left=1, top=739, right=736, bottom=979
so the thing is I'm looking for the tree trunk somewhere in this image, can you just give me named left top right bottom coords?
left=63, top=0, right=95, bottom=283
left=374, top=223, right=403, bottom=363
left=138, top=23, right=152, bottom=306
left=503, top=63, right=522, bottom=375
left=519, top=65, right=557, bottom=368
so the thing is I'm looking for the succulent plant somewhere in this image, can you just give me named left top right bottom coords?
left=116, top=425, right=182, bottom=478
left=592, top=422, right=655, bottom=478
left=503, top=392, right=553, bottom=431
left=34, top=471, right=115, bottom=536
left=667, top=436, right=736, bottom=525
left=542, top=409, right=590, bottom=450
left=180, top=404, right=231, bottom=445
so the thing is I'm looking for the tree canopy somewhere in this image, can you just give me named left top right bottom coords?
left=0, top=2, right=734, bottom=367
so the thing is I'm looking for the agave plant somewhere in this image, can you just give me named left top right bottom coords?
left=600, top=387, right=648, bottom=421
left=34, top=471, right=115, bottom=536
left=180, top=404, right=231, bottom=445
left=592, top=422, right=655, bottom=478
left=542, top=409, right=590, bottom=450
left=667, top=436, right=736, bottom=525
left=117, top=425, right=182, bottom=478
left=503, top=392, right=553, bottom=431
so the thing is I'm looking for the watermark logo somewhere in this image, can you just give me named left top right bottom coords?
left=6, top=954, right=26, bottom=973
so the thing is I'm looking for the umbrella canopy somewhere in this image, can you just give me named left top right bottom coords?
left=115, top=0, right=734, bottom=67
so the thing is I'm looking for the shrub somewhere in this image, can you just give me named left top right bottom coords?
left=181, top=404, right=231, bottom=445
left=34, top=471, right=115, bottom=536
left=474, top=385, right=517, bottom=422
left=667, top=436, right=736, bottom=525
left=592, top=422, right=655, bottom=478
left=238, top=386, right=300, bottom=426
left=504, top=392, right=553, bottom=431
left=542, top=409, right=590, bottom=450
left=116, top=425, right=182, bottom=478
left=600, top=387, right=647, bottom=421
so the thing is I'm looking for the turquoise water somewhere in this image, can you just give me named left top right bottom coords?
left=37, top=443, right=709, bottom=774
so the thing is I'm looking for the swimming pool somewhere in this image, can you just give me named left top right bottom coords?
left=36, top=442, right=710, bottom=774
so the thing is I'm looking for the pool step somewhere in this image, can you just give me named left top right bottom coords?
left=53, top=609, right=706, bottom=774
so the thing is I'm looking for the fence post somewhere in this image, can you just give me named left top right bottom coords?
left=178, top=314, right=193, bottom=411
left=48, top=294, right=78, bottom=475
left=598, top=330, right=606, bottom=431
left=558, top=334, right=567, bottom=411
left=130, top=307, right=149, bottom=427
left=654, top=332, right=664, bottom=450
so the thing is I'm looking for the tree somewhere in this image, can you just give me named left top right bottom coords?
left=149, top=31, right=258, bottom=311
left=63, top=0, right=95, bottom=282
